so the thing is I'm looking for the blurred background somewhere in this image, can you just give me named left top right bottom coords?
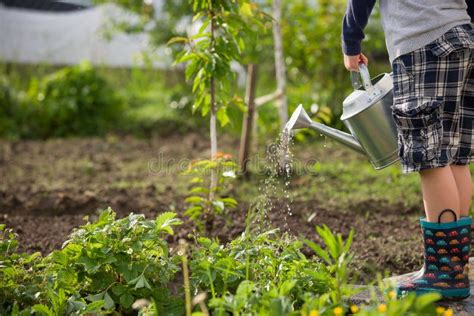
left=0, top=0, right=388, bottom=141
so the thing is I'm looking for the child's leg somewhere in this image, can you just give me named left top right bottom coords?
left=450, top=164, right=472, bottom=217
left=419, top=166, right=460, bottom=222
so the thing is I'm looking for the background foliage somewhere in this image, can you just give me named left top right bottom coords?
left=0, top=0, right=388, bottom=140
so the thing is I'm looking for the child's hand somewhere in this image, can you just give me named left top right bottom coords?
left=344, top=53, right=369, bottom=71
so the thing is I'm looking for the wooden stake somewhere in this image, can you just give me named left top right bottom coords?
left=239, top=64, right=258, bottom=176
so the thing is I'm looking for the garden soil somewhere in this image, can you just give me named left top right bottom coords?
left=0, top=135, right=432, bottom=280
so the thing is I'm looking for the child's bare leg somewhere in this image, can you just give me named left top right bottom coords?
left=419, top=165, right=460, bottom=222
left=450, top=164, right=472, bottom=217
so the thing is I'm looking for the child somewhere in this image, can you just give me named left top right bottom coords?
left=342, top=1, right=473, bottom=299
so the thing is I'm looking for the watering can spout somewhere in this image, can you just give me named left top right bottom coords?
left=285, top=105, right=365, bottom=154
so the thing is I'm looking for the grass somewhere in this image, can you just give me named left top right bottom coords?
left=236, top=135, right=474, bottom=216
left=236, top=138, right=422, bottom=212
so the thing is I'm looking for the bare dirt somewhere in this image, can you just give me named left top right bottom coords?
left=0, top=135, right=427, bottom=280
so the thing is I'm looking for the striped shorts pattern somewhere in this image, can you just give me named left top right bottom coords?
left=391, top=24, right=474, bottom=174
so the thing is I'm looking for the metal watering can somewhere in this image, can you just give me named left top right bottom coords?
left=285, top=64, right=399, bottom=170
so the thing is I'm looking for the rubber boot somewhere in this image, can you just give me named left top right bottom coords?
left=397, top=209, right=471, bottom=299
left=394, top=215, right=473, bottom=286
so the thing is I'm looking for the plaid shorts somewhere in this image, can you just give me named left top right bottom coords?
left=391, top=24, right=474, bottom=174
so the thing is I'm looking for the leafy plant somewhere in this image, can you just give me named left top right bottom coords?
left=189, top=228, right=334, bottom=315
left=0, top=225, right=103, bottom=315
left=170, top=0, right=261, bottom=128
left=45, top=208, right=183, bottom=314
left=3, top=208, right=185, bottom=314
left=304, top=225, right=355, bottom=305
left=0, top=225, right=43, bottom=313
left=183, top=154, right=238, bottom=233
left=170, top=0, right=264, bottom=205
left=1, top=211, right=443, bottom=315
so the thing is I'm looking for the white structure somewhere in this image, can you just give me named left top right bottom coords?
left=0, top=2, right=171, bottom=68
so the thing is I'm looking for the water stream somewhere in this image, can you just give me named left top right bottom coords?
left=250, top=128, right=295, bottom=233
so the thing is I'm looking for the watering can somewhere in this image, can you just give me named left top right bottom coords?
left=285, top=64, right=399, bottom=170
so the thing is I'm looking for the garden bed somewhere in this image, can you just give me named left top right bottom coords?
left=0, top=135, right=431, bottom=280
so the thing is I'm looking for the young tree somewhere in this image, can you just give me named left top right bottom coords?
left=97, top=0, right=266, bottom=231
left=170, top=0, right=264, bottom=231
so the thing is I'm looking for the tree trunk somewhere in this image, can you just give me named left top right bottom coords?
left=207, top=12, right=218, bottom=234
left=272, top=0, right=288, bottom=129
left=210, top=79, right=217, bottom=162
left=239, top=64, right=258, bottom=176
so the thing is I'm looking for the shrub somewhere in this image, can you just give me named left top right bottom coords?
left=25, top=62, right=124, bottom=138
left=0, top=76, right=23, bottom=139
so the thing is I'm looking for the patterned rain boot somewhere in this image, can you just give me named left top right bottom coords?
left=397, top=209, right=471, bottom=299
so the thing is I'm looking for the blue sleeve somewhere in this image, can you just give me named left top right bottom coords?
left=467, top=0, right=473, bottom=22
left=341, top=0, right=377, bottom=56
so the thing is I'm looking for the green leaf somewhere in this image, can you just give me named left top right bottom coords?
left=343, top=229, right=354, bottom=254
left=197, top=19, right=210, bottom=33
left=185, top=206, right=203, bottom=218
left=414, top=292, right=442, bottom=310
left=178, top=52, right=197, bottom=64
left=185, top=196, right=204, bottom=204
left=197, top=237, right=212, bottom=247
left=239, top=3, right=253, bottom=16
left=167, top=36, right=189, bottom=45
left=156, top=212, right=183, bottom=235
left=190, top=186, right=209, bottom=194
left=31, top=304, right=53, bottom=316
left=190, top=177, right=204, bottom=184
left=22, top=251, right=41, bottom=264
left=304, top=238, right=331, bottom=265
left=279, top=280, right=296, bottom=296
left=86, top=292, right=105, bottom=303
left=185, top=59, right=200, bottom=81
left=191, top=33, right=211, bottom=40
left=83, top=300, right=105, bottom=313
left=129, top=274, right=151, bottom=290
left=219, top=197, right=238, bottom=207
left=236, top=280, right=254, bottom=298
left=316, top=225, right=339, bottom=260
left=77, top=255, right=101, bottom=272
left=111, top=283, right=126, bottom=296
left=51, top=250, right=68, bottom=266
left=216, top=107, right=230, bottom=127
left=119, top=293, right=135, bottom=309
left=104, top=291, right=115, bottom=309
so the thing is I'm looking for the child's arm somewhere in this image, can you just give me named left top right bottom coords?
left=342, top=0, right=376, bottom=55
left=342, top=0, right=376, bottom=70
left=467, top=0, right=473, bottom=22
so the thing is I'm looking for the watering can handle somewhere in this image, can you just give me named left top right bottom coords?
left=350, top=63, right=373, bottom=91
